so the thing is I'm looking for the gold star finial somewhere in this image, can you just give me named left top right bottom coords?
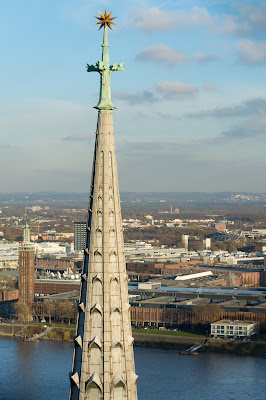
left=94, top=9, right=117, bottom=30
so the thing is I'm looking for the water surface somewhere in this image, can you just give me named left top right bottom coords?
left=0, top=338, right=265, bottom=400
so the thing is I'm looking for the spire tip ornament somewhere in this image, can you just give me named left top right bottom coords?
left=87, top=10, right=124, bottom=112
left=94, top=9, right=117, bottom=30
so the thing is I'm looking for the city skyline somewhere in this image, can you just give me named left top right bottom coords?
left=1, top=0, right=266, bottom=192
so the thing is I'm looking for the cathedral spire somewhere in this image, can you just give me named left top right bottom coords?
left=69, top=12, right=138, bottom=400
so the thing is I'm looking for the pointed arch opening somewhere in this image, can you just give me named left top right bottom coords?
left=89, top=336, right=102, bottom=349
left=90, top=303, right=102, bottom=315
left=86, top=373, right=102, bottom=393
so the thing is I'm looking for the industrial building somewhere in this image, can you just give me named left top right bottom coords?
left=34, top=278, right=80, bottom=295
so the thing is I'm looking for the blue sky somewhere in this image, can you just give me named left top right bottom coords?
left=1, top=0, right=266, bottom=192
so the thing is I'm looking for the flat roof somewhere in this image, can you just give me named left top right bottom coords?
left=157, top=287, right=266, bottom=295
left=34, top=278, right=80, bottom=284
left=212, top=319, right=256, bottom=326
left=258, top=302, right=266, bottom=308
left=39, top=290, right=79, bottom=300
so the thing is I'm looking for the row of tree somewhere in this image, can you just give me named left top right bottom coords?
left=14, top=300, right=221, bottom=325
left=42, top=300, right=77, bottom=324
left=13, top=300, right=77, bottom=325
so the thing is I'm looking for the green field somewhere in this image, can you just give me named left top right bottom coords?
left=132, top=329, right=206, bottom=338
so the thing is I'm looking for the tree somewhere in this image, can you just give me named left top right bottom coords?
left=13, top=302, right=31, bottom=322
left=189, top=241, right=203, bottom=252
left=43, top=300, right=56, bottom=324
left=225, top=242, right=237, bottom=253
left=57, top=301, right=76, bottom=325
left=194, top=302, right=222, bottom=323
left=216, top=242, right=226, bottom=251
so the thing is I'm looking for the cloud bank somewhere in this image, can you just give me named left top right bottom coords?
left=136, top=45, right=189, bottom=66
left=155, top=81, right=198, bottom=98
left=237, top=40, right=266, bottom=65
left=184, top=98, right=266, bottom=119
left=136, top=45, right=218, bottom=66
left=132, top=4, right=266, bottom=36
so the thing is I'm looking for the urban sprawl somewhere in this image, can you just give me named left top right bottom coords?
left=0, top=194, right=266, bottom=340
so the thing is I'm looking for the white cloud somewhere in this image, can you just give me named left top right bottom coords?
left=132, top=6, right=216, bottom=32
left=132, top=4, right=266, bottom=36
left=136, top=45, right=219, bottom=66
left=136, top=45, right=189, bottom=66
left=113, top=90, right=159, bottom=104
left=132, top=7, right=180, bottom=31
left=237, top=4, right=266, bottom=33
left=155, top=81, right=198, bottom=98
left=193, top=51, right=218, bottom=63
left=113, top=81, right=199, bottom=104
left=184, top=97, right=266, bottom=119
left=219, top=118, right=266, bottom=140
left=236, top=40, right=266, bottom=65
left=199, top=117, right=266, bottom=144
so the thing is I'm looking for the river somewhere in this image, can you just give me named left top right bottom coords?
left=0, top=337, right=265, bottom=400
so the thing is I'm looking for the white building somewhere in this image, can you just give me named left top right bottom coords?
left=124, top=241, right=153, bottom=253
left=124, top=241, right=186, bottom=261
left=205, top=238, right=211, bottom=250
left=211, top=320, right=257, bottom=338
left=182, top=234, right=189, bottom=251
left=0, top=243, right=19, bottom=268
left=138, top=282, right=161, bottom=290
left=35, top=242, right=67, bottom=256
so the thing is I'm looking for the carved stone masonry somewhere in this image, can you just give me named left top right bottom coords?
left=69, top=18, right=138, bottom=400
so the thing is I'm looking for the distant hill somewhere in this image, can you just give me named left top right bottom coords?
left=0, top=191, right=265, bottom=207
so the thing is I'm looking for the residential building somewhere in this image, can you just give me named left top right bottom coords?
left=73, top=221, right=86, bottom=251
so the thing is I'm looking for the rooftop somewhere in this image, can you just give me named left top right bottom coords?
left=212, top=319, right=256, bottom=326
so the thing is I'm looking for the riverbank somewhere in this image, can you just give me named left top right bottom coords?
left=133, top=332, right=266, bottom=356
left=0, top=323, right=265, bottom=356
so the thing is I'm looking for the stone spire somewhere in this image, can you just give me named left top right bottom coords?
left=69, top=12, right=138, bottom=400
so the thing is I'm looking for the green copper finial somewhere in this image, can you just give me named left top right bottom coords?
left=86, top=10, right=124, bottom=113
